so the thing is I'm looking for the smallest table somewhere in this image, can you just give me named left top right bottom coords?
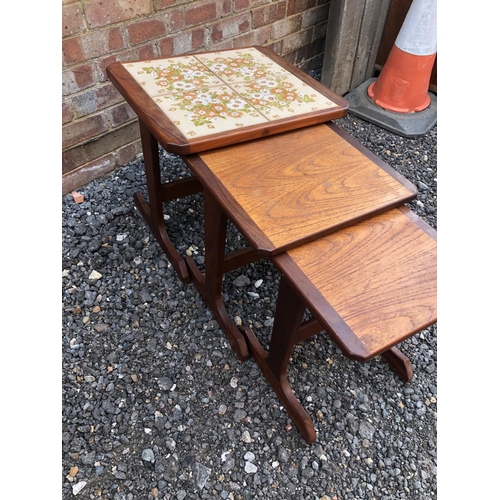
left=249, top=206, right=437, bottom=443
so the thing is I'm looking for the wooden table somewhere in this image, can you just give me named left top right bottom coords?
left=183, top=122, right=417, bottom=361
left=106, top=47, right=436, bottom=443
left=107, top=46, right=349, bottom=283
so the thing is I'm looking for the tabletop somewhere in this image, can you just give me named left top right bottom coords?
left=184, top=122, right=418, bottom=255
left=106, top=46, right=348, bottom=154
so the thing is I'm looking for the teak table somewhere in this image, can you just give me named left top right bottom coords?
left=183, top=122, right=418, bottom=362
left=106, top=46, right=437, bottom=443
left=107, top=46, right=349, bottom=283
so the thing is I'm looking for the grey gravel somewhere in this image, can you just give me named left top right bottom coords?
left=62, top=91, right=437, bottom=498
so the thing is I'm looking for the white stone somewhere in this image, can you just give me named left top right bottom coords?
left=241, top=430, right=254, bottom=443
left=244, top=461, right=257, bottom=473
left=88, top=270, right=102, bottom=280
left=72, top=481, right=87, bottom=495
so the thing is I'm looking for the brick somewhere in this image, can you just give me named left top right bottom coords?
left=138, top=44, right=157, bottom=60
left=153, top=0, right=176, bottom=9
left=185, top=2, right=217, bottom=27
left=110, top=103, right=137, bottom=127
left=270, top=15, right=301, bottom=40
left=62, top=114, right=109, bottom=150
left=234, top=0, right=250, bottom=11
left=192, top=28, right=205, bottom=51
left=287, top=0, right=316, bottom=16
left=169, top=8, right=184, bottom=33
left=267, top=40, right=283, bottom=56
left=219, top=0, right=232, bottom=16
left=170, top=28, right=206, bottom=56
left=62, top=98, right=74, bottom=125
left=207, top=39, right=234, bottom=52
left=98, top=50, right=138, bottom=81
left=109, top=28, right=125, bottom=51
left=210, top=13, right=251, bottom=44
left=63, top=121, right=140, bottom=178
left=249, top=0, right=273, bottom=7
left=81, top=28, right=125, bottom=59
left=116, top=141, right=142, bottom=165
left=72, top=89, right=97, bottom=118
left=95, top=83, right=123, bottom=109
left=282, top=51, right=298, bottom=66
left=294, top=39, right=319, bottom=65
left=159, top=37, right=174, bottom=57
left=127, top=18, right=166, bottom=45
left=313, top=20, right=328, bottom=41
left=84, top=0, right=151, bottom=29
left=301, top=4, right=329, bottom=29
left=306, top=52, right=324, bottom=71
left=233, top=25, right=270, bottom=47
left=62, top=64, right=95, bottom=96
left=282, top=27, right=313, bottom=54
left=62, top=37, right=85, bottom=66
left=72, top=191, right=85, bottom=204
left=252, top=2, right=286, bottom=29
left=62, top=3, right=84, bottom=37
left=62, top=147, right=87, bottom=175
left=81, top=121, right=140, bottom=161
left=62, top=154, right=116, bottom=195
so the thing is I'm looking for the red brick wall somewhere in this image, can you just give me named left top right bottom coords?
left=62, top=0, right=331, bottom=194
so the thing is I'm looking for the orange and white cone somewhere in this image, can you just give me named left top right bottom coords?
left=367, top=0, right=437, bottom=114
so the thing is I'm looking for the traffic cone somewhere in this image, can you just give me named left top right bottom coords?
left=367, top=0, right=437, bottom=113
left=345, top=0, right=437, bottom=137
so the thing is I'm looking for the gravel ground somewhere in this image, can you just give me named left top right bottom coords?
left=62, top=99, right=437, bottom=499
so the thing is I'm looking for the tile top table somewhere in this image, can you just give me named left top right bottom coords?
left=106, top=46, right=348, bottom=154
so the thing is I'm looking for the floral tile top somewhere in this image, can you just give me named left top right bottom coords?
left=123, top=47, right=338, bottom=139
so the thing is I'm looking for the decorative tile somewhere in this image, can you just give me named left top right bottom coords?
left=122, top=48, right=339, bottom=139
left=195, top=47, right=288, bottom=84
left=152, top=85, right=268, bottom=138
left=231, top=73, right=338, bottom=120
left=123, top=56, right=223, bottom=98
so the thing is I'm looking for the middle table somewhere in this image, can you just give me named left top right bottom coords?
left=180, top=122, right=417, bottom=360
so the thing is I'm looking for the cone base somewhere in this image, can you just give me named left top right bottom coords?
left=345, top=78, right=437, bottom=138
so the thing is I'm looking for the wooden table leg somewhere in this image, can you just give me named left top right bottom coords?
left=185, top=190, right=251, bottom=362
left=241, top=276, right=317, bottom=444
left=134, top=120, right=191, bottom=283
left=381, top=346, right=414, bottom=382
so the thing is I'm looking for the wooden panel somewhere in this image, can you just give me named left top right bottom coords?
left=321, top=0, right=392, bottom=95
left=275, top=207, right=437, bottom=360
left=186, top=123, right=416, bottom=254
left=351, top=0, right=393, bottom=89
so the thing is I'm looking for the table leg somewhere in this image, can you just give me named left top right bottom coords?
left=134, top=120, right=191, bottom=283
left=241, top=276, right=317, bottom=444
left=241, top=273, right=418, bottom=443
left=381, top=346, right=414, bottom=382
left=185, top=190, right=251, bottom=362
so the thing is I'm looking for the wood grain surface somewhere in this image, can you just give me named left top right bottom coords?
left=278, top=206, right=437, bottom=359
left=196, top=123, right=416, bottom=253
